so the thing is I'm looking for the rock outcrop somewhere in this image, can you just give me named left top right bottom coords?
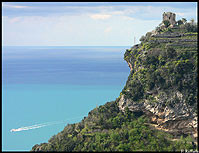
left=120, top=12, right=198, bottom=141
left=118, top=93, right=198, bottom=139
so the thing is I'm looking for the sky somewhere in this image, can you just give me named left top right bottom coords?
left=2, top=2, right=198, bottom=46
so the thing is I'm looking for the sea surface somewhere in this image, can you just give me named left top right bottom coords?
left=2, top=46, right=130, bottom=151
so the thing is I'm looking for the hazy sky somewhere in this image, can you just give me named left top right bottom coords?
left=2, top=2, right=197, bottom=46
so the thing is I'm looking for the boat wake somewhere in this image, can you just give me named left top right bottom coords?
left=10, top=116, right=83, bottom=132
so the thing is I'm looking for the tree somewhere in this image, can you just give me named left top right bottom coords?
left=139, top=35, right=146, bottom=42
left=185, top=23, right=197, bottom=32
left=163, top=20, right=170, bottom=28
left=146, top=32, right=152, bottom=39
left=155, top=26, right=162, bottom=33
left=166, top=47, right=177, bottom=58
left=190, top=18, right=195, bottom=25
left=181, top=18, right=187, bottom=24
left=177, top=20, right=183, bottom=26
left=117, top=143, right=131, bottom=151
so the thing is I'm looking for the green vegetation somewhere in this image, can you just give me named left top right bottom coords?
left=31, top=16, right=198, bottom=152
left=124, top=21, right=197, bottom=108
left=163, top=20, right=170, bottom=28
left=32, top=101, right=196, bottom=151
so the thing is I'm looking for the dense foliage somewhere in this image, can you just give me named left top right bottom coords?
left=32, top=102, right=196, bottom=151
left=124, top=20, right=198, bottom=112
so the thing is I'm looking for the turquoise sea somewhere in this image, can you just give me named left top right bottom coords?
left=2, top=46, right=130, bottom=151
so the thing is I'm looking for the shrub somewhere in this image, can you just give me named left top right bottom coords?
left=163, top=20, right=170, bottom=28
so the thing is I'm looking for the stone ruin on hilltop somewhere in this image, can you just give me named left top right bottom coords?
left=163, top=12, right=176, bottom=27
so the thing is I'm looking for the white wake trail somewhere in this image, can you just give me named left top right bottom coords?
left=10, top=115, right=84, bottom=133
left=10, top=121, right=63, bottom=132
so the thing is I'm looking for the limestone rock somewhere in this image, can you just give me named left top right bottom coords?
left=118, top=91, right=197, bottom=139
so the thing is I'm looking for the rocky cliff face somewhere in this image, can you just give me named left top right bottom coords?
left=120, top=15, right=198, bottom=140
left=118, top=94, right=197, bottom=139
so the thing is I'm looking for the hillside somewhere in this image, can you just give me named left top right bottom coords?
left=31, top=12, right=198, bottom=152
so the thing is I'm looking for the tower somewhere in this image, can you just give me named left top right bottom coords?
left=163, top=12, right=176, bottom=26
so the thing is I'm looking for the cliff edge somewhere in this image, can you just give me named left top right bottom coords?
left=31, top=12, right=198, bottom=152
left=120, top=12, right=198, bottom=140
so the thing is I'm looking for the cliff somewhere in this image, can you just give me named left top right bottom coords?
left=31, top=12, right=198, bottom=152
left=120, top=19, right=198, bottom=139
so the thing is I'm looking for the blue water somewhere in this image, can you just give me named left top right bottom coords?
left=2, top=46, right=130, bottom=151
